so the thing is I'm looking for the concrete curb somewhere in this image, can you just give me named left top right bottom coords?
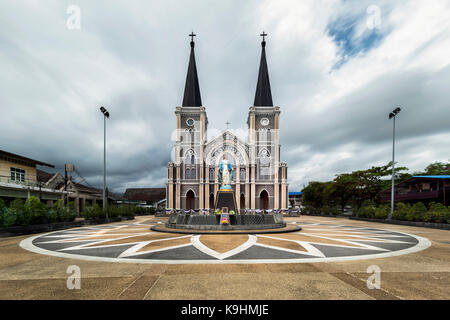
left=0, top=216, right=135, bottom=237
left=349, top=216, right=450, bottom=230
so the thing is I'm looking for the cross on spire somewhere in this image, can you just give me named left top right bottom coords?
left=189, top=31, right=196, bottom=42
left=225, top=121, right=231, bottom=130
left=260, top=31, right=267, bottom=42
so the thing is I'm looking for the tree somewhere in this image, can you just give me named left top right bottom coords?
left=302, top=181, right=338, bottom=213
left=423, top=162, right=450, bottom=175
left=335, top=162, right=408, bottom=210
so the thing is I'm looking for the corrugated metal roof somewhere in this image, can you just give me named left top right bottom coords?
left=412, top=175, right=450, bottom=179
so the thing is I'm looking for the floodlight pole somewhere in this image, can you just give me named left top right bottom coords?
left=389, top=115, right=396, bottom=219
left=103, top=114, right=106, bottom=214
left=388, top=107, right=401, bottom=220
left=100, top=107, right=109, bottom=219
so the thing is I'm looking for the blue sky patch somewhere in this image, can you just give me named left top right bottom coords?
left=327, top=15, right=386, bottom=69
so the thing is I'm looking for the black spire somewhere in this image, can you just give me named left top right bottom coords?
left=182, top=32, right=202, bottom=107
left=253, top=32, right=273, bottom=107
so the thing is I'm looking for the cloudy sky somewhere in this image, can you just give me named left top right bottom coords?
left=1, top=0, right=449, bottom=193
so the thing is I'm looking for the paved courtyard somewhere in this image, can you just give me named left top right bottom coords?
left=0, top=216, right=448, bottom=299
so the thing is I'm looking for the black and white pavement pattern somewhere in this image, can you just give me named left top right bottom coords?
left=20, top=220, right=431, bottom=264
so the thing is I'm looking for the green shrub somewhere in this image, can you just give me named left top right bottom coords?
left=82, top=203, right=103, bottom=220
left=10, top=198, right=31, bottom=226
left=0, top=199, right=6, bottom=227
left=410, top=202, right=427, bottom=222
left=302, top=205, right=321, bottom=215
left=357, top=204, right=375, bottom=218
left=424, top=202, right=448, bottom=223
left=47, top=209, right=59, bottom=223
left=374, top=205, right=389, bottom=219
left=81, top=205, right=96, bottom=220
left=118, top=205, right=135, bottom=217
left=93, top=203, right=104, bottom=219
left=0, top=198, right=6, bottom=212
left=1, top=208, right=16, bottom=228
left=25, top=196, right=48, bottom=225
left=55, top=200, right=76, bottom=222
left=393, top=202, right=410, bottom=221
left=105, top=205, right=118, bottom=218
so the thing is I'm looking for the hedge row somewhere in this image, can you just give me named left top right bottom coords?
left=301, top=205, right=341, bottom=216
left=0, top=197, right=76, bottom=228
left=81, top=204, right=154, bottom=220
left=355, top=202, right=450, bottom=223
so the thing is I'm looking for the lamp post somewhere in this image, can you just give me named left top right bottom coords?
left=100, top=106, right=110, bottom=218
left=388, top=107, right=401, bottom=220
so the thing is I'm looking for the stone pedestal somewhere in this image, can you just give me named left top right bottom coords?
left=214, top=190, right=237, bottom=213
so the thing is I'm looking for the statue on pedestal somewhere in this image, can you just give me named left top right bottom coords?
left=218, top=155, right=233, bottom=190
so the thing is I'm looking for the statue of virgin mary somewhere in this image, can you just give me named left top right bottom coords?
left=218, top=155, right=233, bottom=190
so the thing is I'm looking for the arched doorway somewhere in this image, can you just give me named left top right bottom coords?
left=209, top=193, right=214, bottom=210
left=240, top=193, right=245, bottom=211
left=259, top=190, right=269, bottom=210
left=186, top=190, right=195, bottom=210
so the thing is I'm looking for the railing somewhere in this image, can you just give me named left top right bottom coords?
left=0, top=175, right=41, bottom=188
left=0, top=175, right=66, bottom=194
left=380, top=190, right=440, bottom=201
left=164, top=208, right=294, bottom=215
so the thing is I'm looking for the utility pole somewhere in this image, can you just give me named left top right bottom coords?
left=64, top=164, right=74, bottom=206
left=64, top=165, right=68, bottom=206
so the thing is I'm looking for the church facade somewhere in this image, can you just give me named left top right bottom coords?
left=166, top=34, right=288, bottom=211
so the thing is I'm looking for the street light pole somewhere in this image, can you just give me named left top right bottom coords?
left=100, top=107, right=110, bottom=219
left=388, top=107, right=401, bottom=220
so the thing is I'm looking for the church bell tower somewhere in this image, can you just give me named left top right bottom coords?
left=247, top=32, right=288, bottom=210
left=167, top=32, right=208, bottom=210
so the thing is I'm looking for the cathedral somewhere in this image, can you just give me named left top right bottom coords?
left=166, top=33, right=288, bottom=211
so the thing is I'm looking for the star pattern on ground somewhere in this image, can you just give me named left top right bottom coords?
left=21, top=217, right=429, bottom=264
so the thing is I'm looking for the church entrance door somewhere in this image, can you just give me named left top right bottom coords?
left=240, top=193, right=245, bottom=211
left=209, top=193, right=214, bottom=210
left=259, top=190, right=268, bottom=210
left=186, top=190, right=195, bottom=210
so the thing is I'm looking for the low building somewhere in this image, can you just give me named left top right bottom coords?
left=0, top=150, right=65, bottom=205
left=37, top=169, right=121, bottom=214
left=288, top=191, right=303, bottom=209
left=379, top=175, right=450, bottom=206
left=123, top=188, right=166, bottom=208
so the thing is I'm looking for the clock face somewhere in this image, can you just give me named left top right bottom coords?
left=186, top=118, right=195, bottom=126
left=260, top=118, right=269, bottom=126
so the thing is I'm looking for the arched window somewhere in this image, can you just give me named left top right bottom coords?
left=184, top=149, right=196, bottom=180
left=185, top=128, right=194, bottom=143
left=258, top=149, right=270, bottom=180
left=258, top=128, right=267, bottom=143
left=240, top=168, right=246, bottom=180
left=209, top=168, right=215, bottom=181
left=185, top=149, right=195, bottom=164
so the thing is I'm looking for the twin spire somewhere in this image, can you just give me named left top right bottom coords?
left=182, top=32, right=202, bottom=107
left=181, top=31, right=273, bottom=107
